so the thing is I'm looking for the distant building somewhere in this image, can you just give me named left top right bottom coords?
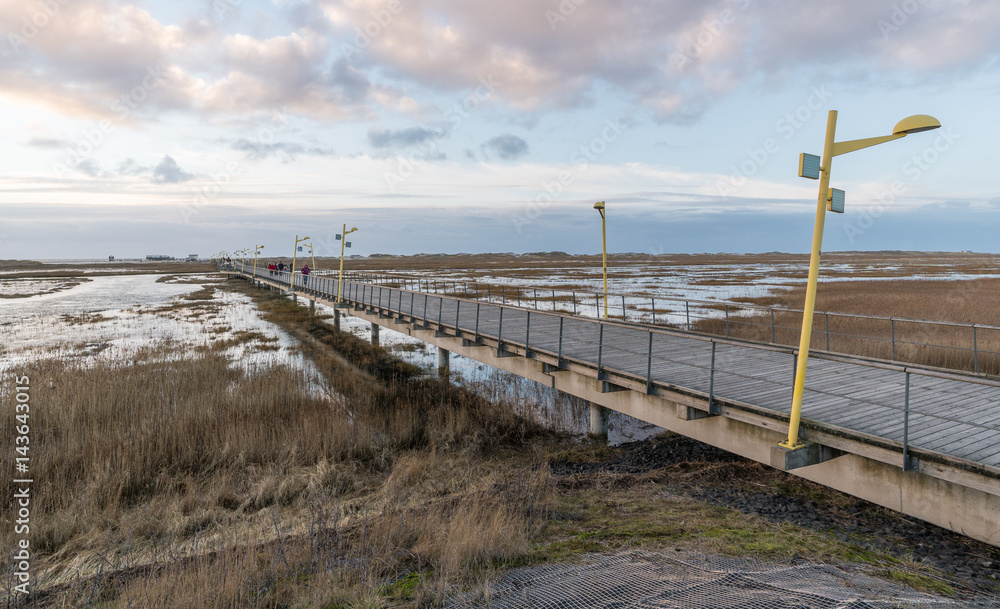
left=187, top=254, right=199, bottom=261
left=145, top=254, right=174, bottom=261
left=108, top=255, right=115, bottom=261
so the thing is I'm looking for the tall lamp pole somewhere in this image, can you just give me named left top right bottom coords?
left=252, top=244, right=264, bottom=277
left=781, top=111, right=941, bottom=451
left=594, top=201, right=608, bottom=319
left=337, top=225, right=359, bottom=303
left=291, top=235, right=310, bottom=291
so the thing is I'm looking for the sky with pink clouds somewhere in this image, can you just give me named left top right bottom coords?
left=1, top=0, right=998, bottom=259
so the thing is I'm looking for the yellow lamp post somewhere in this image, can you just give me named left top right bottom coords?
left=252, top=244, right=264, bottom=277
left=337, top=225, right=359, bottom=303
left=238, top=248, right=249, bottom=273
left=594, top=201, right=608, bottom=319
left=781, top=111, right=941, bottom=451
left=291, top=235, right=310, bottom=291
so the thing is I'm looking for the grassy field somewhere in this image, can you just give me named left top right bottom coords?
left=4, top=275, right=988, bottom=606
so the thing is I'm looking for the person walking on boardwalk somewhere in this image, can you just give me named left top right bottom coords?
left=301, top=264, right=310, bottom=288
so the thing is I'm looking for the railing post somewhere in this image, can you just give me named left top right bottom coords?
left=557, top=317, right=564, bottom=367
left=709, top=341, right=717, bottom=414
left=621, top=294, right=626, bottom=322
left=501, top=285, right=505, bottom=305
left=533, top=289, right=538, bottom=310
left=771, top=308, right=776, bottom=343
left=725, top=305, right=730, bottom=337
left=973, top=325, right=979, bottom=374
left=825, top=312, right=830, bottom=351
left=597, top=323, right=604, bottom=379
left=651, top=298, right=656, bottom=325
left=903, top=370, right=913, bottom=471
left=498, top=306, right=504, bottom=351
left=552, top=290, right=557, bottom=312
left=437, top=295, right=443, bottom=331
left=572, top=292, right=577, bottom=315
left=455, top=298, right=460, bottom=333
left=646, top=330, right=653, bottom=394
left=891, top=317, right=896, bottom=361
left=475, top=302, right=481, bottom=342
left=525, top=310, right=531, bottom=356
left=423, top=294, right=429, bottom=325
left=410, top=291, right=415, bottom=318
left=685, top=301, right=691, bottom=331
left=516, top=287, right=521, bottom=307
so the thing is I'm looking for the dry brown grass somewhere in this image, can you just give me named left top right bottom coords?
left=0, top=279, right=550, bottom=607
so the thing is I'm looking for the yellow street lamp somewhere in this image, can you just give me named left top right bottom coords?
left=594, top=201, right=608, bottom=319
left=781, top=111, right=941, bottom=451
left=252, top=244, right=264, bottom=277
left=291, top=235, right=311, bottom=290
left=337, top=225, right=359, bottom=303
left=238, top=248, right=249, bottom=273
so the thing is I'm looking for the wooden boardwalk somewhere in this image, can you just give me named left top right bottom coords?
left=251, top=270, right=1000, bottom=475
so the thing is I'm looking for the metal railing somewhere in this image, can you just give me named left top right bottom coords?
left=225, top=264, right=1000, bottom=474
left=313, top=269, right=1000, bottom=377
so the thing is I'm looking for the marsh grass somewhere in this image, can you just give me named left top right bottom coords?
left=0, top=280, right=549, bottom=607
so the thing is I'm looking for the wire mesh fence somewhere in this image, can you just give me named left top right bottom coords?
left=326, top=270, right=1000, bottom=377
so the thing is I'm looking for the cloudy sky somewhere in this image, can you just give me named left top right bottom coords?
left=1, top=0, right=998, bottom=259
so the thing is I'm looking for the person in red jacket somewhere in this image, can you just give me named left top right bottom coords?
left=301, top=264, right=310, bottom=287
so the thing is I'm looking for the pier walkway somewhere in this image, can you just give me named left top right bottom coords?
left=226, top=266, right=1000, bottom=547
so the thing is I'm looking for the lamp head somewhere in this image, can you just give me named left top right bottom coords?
left=350, top=226, right=358, bottom=232
left=893, top=114, right=941, bottom=135
left=593, top=201, right=605, bottom=211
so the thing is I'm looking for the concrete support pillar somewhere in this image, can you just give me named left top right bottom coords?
left=334, top=309, right=341, bottom=331
left=437, top=347, right=450, bottom=378
left=292, top=293, right=298, bottom=303
left=371, top=322, right=380, bottom=346
left=309, top=299, right=315, bottom=316
left=589, top=403, right=609, bottom=439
